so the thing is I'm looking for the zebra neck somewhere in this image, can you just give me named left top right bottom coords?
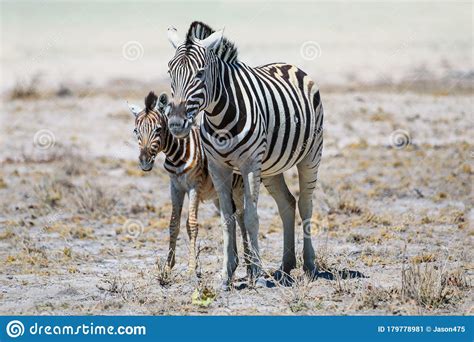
left=162, top=129, right=189, bottom=167
left=206, top=61, right=244, bottom=121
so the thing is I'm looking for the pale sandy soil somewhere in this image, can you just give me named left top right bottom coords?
left=0, top=80, right=472, bottom=315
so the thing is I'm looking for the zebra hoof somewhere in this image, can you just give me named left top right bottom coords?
left=220, top=280, right=231, bottom=292
left=306, top=266, right=319, bottom=280
left=255, top=276, right=268, bottom=288
left=273, top=270, right=294, bottom=287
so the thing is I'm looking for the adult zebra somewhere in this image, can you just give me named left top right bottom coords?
left=166, top=21, right=324, bottom=289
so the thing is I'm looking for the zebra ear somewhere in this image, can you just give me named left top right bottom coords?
left=127, top=102, right=142, bottom=117
left=164, top=104, right=171, bottom=117
left=167, top=27, right=182, bottom=49
left=199, top=29, right=224, bottom=50
left=156, top=93, right=169, bottom=114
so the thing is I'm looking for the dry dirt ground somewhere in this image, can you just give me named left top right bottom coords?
left=0, top=79, right=472, bottom=315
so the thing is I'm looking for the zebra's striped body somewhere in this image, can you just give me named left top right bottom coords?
left=166, top=22, right=324, bottom=289
left=129, top=91, right=246, bottom=274
left=199, top=62, right=323, bottom=178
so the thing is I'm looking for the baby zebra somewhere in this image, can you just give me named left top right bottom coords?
left=128, top=91, right=247, bottom=275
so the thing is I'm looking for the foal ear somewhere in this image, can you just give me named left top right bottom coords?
left=156, top=93, right=169, bottom=114
left=167, top=27, right=182, bottom=49
left=199, top=29, right=224, bottom=50
left=127, top=102, right=142, bottom=117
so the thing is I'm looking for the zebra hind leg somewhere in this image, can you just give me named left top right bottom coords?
left=296, top=146, right=322, bottom=278
left=262, top=174, right=296, bottom=285
left=241, top=168, right=265, bottom=287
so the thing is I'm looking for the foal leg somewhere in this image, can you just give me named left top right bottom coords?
left=186, top=187, right=199, bottom=275
left=262, top=174, right=296, bottom=283
left=167, top=182, right=185, bottom=270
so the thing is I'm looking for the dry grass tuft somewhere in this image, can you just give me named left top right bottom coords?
left=7, top=235, right=50, bottom=270
left=0, top=228, right=15, bottom=240
left=62, top=153, right=90, bottom=176
left=10, top=75, right=41, bottom=100
left=154, top=257, right=174, bottom=287
left=34, top=176, right=74, bottom=209
left=356, top=284, right=398, bottom=310
left=337, top=197, right=363, bottom=215
left=411, top=253, right=436, bottom=264
left=281, top=269, right=316, bottom=312
left=401, top=262, right=469, bottom=309
left=97, top=275, right=134, bottom=301
left=70, top=182, right=116, bottom=215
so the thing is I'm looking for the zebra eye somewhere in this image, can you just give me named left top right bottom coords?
left=154, top=126, right=161, bottom=134
left=133, top=128, right=138, bottom=136
left=195, top=69, right=205, bottom=79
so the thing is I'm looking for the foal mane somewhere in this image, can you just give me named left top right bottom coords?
left=185, top=21, right=238, bottom=63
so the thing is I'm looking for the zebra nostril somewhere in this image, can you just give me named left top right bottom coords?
left=169, top=120, right=182, bottom=129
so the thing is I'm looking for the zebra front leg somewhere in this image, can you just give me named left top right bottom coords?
left=167, top=182, right=185, bottom=271
left=233, top=185, right=251, bottom=278
left=241, top=168, right=264, bottom=286
left=208, top=162, right=238, bottom=290
left=263, top=174, right=296, bottom=284
left=186, top=187, right=199, bottom=275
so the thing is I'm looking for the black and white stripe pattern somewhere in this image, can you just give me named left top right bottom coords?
left=166, top=22, right=324, bottom=288
left=129, top=91, right=245, bottom=274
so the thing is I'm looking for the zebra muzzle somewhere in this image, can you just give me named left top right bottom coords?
left=169, top=120, right=184, bottom=130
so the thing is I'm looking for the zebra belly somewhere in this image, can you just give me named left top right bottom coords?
left=169, top=170, right=217, bottom=202
left=201, top=128, right=318, bottom=178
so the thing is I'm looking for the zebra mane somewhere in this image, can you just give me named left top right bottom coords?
left=144, top=91, right=157, bottom=113
left=185, top=21, right=238, bottom=63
